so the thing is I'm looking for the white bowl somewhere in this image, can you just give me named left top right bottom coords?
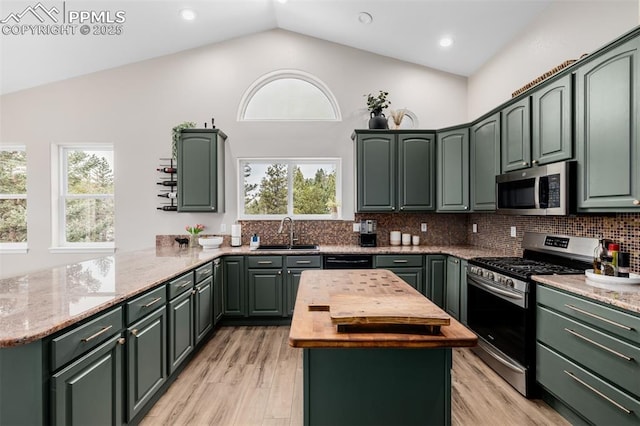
left=199, top=237, right=223, bottom=249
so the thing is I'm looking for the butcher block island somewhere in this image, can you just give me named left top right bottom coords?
left=289, top=269, right=477, bottom=426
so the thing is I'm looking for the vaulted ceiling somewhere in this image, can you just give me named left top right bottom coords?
left=0, top=0, right=555, bottom=94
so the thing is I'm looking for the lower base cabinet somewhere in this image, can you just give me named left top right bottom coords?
left=426, top=255, right=446, bottom=307
left=285, top=256, right=322, bottom=316
left=127, top=307, right=167, bottom=421
left=168, top=289, right=194, bottom=374
left=213, top=259, right=223, bottom=324
left=194, top=276, right=214, bottom=345
left=51, top=334, right=124, bottom=426
left=375, top=255, right=425, bottom=294
left=445, top=256, right=461, bottom=320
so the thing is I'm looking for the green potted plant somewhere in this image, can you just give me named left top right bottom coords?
left=171, top=121, right=196, bottom=159
left=364, top=91, right=390, bottom=129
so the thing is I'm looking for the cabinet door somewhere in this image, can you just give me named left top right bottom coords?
left=501, top=97, right=531, bottom=172
left=397, top=133, right=435, bottom=211
left=194, top=276, right=213, bottom=345
left=286, top=269, right=304, bottom=316
left=425, top=255, right=447, bottom=307
left=213, top=259, right=223, bottom=324
left=459, top=260, right=468, bottom=325
left=387, top=267, right=424, bottom=294
left=127, top=308, right=166, bottom=422
left=167, top=290, right=194, bottom=374
left=248, top=269, right=283, bottom=316
left=51, top=334, right=123, bottom=426
left=223, top=256, right=246, bottom=317
left=445, top=257, right=461, bottom=320
left=576, top=37, right=640, bottom=211
left=437, top=128, right=470, bottom=211
left=470, top=112, right=501, bottom=211
left=532, top=73, right=573, bottom=166
left=177, top=130, right=225, bottom=212
left=356, top=132, right=396, bottom=212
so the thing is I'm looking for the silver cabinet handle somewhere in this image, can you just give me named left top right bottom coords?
left=258, top=261, right=273, bottom=265
left=296, top=260, right=312, bottom=264
left=532, top=160, right=538, bottom=165
left=200, top=268, right=212, bottom=276
left=564, top=328, right=633, bottom=361
left=118, top=338, right=126, bottom=345
left=564, top=370, right=632, bottom=414
left=522, top=162, right=528, bottom=166
left=464, top=206, right=468, bottom=210
left=287, top=270, right=291, bottom=274
left=564, top=304, right=633, bottom=331
left=633, top=200, right=640, bottom=206
left=277, top=270, right=282, bottom=275
left=131, top=329, right=139, bottom=337
left=393, top=260, right=408, bottom=264
left=142, top=297, right=162, bottom=308
left=179, top=281, right=191, bottom=288
left=81, top=325, right=113, bottom=342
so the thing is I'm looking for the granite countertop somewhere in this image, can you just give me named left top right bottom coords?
left=533, top=274, right=640, bottom=314
left=0, top=244, right=501, bottom=348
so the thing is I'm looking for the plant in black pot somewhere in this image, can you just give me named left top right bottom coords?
left=365, top=91, right=390, bottom=129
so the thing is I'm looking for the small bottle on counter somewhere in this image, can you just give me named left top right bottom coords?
left=593, top=239, right=606, bottom=274
left=618, top=252, right=631, bottom=278
left=601, top=255, right=615, bottom=276
left=608, top=243, right=620, bottom=269
left=250, top=234, right=260, bottom=250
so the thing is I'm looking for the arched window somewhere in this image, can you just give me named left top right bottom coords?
left=238, top=70, right=341, bottom=121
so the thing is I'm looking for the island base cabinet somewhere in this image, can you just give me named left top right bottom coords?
left=537, top=343, right=640, bottom=426
left=303, top=347, right=451, bottom=426
left=51, top=334, right=124, bottom=426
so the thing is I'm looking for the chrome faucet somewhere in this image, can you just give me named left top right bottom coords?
left=278, top=216, right=295, bottom=247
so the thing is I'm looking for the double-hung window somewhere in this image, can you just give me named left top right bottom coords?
left=53, top=145, right=115, bottom=252
left=0, top=146, right=27, bottom=252
left=239, top=158, right=341, bottom=219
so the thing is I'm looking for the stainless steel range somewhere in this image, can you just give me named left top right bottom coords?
left=467, top=232, right=598, bottom=397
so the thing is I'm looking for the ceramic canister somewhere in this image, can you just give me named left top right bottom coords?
left=390, top=231, right=401, bottom=246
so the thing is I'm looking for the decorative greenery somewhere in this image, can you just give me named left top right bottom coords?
left=185, top=224, right=205, bottom=235
left=364, top=91, right=390, bottom=113
left=171, top=121, right=196, bottom=159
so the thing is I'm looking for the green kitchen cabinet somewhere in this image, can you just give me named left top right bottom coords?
left=470, top=112, right=501, bottom=211
left=501, top=97, right=531, bottom=172
left=531, top=73, right=573, bottom=166
left=459, top=259, right=468, bottom=325
left=285, top=256, right=322, bottom=316
left=575, top=35, right=640, bottom=211
left=194, top=275, right=214, bottom=345
left=51, top=334, right=124, bottom=426
left=213, top=258, right=223, bottom=324
left=248, top=269, right=283, bottom=316
left=445, top=256, right=461, bottom=320
left=177, top=129, right=227, bottom=212
left=353, top=130, right=435, bottom=212
left=425, top=255, right=447, bottom=307
left=437, top=127, right=470, bottom=212
left=126, top=307, right=166, bottom=422
left=223, top=256, right=246, bottom=317
left=375, top=255, right=424, bottom=293
left=167, top=289, right=194, bottom=374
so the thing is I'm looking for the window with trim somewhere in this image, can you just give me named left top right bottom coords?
left=54, top=145, right=115, bottom=249
left=239, top=158, right=341, bottom=219
left=0, top=146, right=27, bottom=251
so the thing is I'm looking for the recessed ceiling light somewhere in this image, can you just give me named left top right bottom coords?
left=180, top=8, right=196, bottom=21
left=358, top=12, right=373, bottom=25
left=439, top=37, right=453, bottom=48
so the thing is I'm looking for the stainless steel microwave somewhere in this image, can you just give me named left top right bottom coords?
left=496, top=161, right=575, bottom=215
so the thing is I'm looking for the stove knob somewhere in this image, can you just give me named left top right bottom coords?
left=485, top=271, right=494, bottom=280
left=497, top=276, right=505, bottom=285
left=505, top=279, right=514, bottom=288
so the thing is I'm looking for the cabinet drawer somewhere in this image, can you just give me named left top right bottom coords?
left=247, top=256, right=283, bottom=269
left=167, top=272, right=194, bottom=300
left=51, top=307, right=123, bottom=371
left=537, top=343, right=640, bottom=426
left=375, top=255, right=423, bottom=268
left=195, top=262, right=213, bottom=282
left=537, top=305, right=640, bottom=397
left=537, top=285, right=640, bottom=345
left=286, top=256, right=321, bottom=268
left=126, top=285, right=167, bottom=325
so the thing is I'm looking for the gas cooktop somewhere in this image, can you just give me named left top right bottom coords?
left=469, top=256, right=585, bottom=281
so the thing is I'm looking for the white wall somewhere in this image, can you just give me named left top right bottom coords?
left=467, top=0, right=639, bottom=120
left=0, top=29, right=467, bottom=277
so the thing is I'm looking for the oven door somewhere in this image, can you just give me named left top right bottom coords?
left=466, top=273, right=529, bottom=366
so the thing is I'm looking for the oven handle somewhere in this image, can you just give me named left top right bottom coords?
left=467, top=275, right=524, bottom=301
left=478, top=340, right=526, bottom=374
left=534, top=176, right=541, bottom=209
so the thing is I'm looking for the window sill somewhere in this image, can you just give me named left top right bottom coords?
left=0, top=247, right=28, bottom=254
left=49, top=247, right=116, bottom=254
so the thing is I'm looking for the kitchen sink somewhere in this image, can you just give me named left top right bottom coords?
left=257, top=244, right=319, bottom=251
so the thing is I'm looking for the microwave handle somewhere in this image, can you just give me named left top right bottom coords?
left=534, top=176, right=541, bottom=209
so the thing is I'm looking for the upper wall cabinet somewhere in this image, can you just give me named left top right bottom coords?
left=437, top=127, right=469, bottom=212
left=575, top=36, right=640, bottom=211
left=470, top=113, right=501, bottom=211
left=353, top=130, right=435, bottom=212
left=177, top=129, right=227, bottom=212
left=501, top=97, right=531, bottom=172
left=531, top=73, right=573, bottom=166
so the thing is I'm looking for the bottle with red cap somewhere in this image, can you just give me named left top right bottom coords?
left=608, top=243, right=620, bottom=275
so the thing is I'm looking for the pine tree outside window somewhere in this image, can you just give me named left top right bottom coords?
left=52, top=145, right=115, bottom=252
left=0, top=146, right=27, bottom=252
left=239, top=159, right=341, bottom=219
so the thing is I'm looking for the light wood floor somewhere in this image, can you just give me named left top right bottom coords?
left=142, top=326, right=569, bottom=426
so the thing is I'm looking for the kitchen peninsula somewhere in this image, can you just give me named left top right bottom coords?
left=289, top=269, right=477, bottom=426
